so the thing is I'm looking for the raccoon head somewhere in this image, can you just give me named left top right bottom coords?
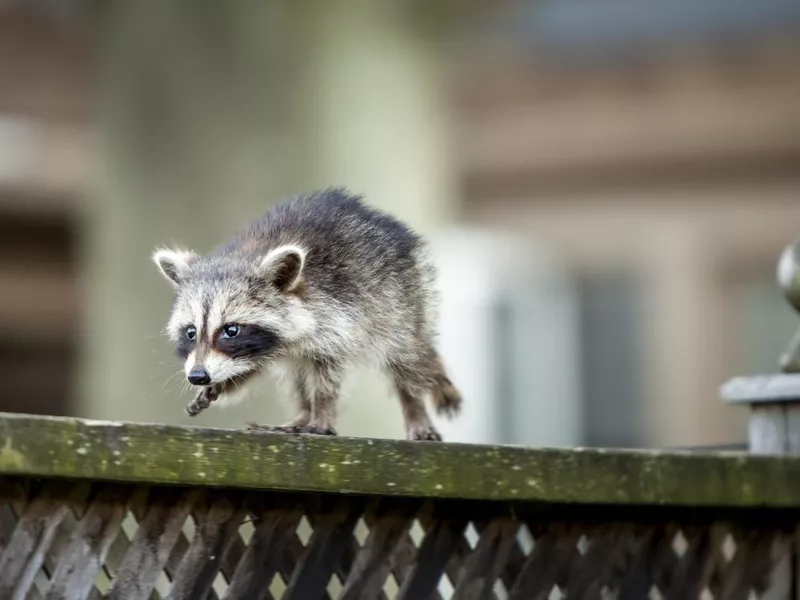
left=152, top=244, right=314, bottom=387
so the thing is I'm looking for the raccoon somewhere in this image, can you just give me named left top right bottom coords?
left=152, top=188, right=461, bottom=441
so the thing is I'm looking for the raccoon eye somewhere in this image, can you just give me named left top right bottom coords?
left=222, top=324, right=240, bottom=339
left=185, top=326, right=197, bottom=341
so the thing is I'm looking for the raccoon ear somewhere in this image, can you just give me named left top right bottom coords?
left=152, top=248, right=198, bottom=286
left=259, top=245, right=306, bottom=292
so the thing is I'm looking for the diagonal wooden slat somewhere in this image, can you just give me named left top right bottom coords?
left=40, top=482, right=96, bottom=581
left=660, top=525, right=715, bottom=600
left=0, top=481, right=87, bottom=600
left=0, top=469, right=797, bottom=599
left=396, top=506, right=468, bottom=600
left=224, top=494, right=303, bottom=600
left=611, top=524, right=663, bottom=600
left=282, top=496, right=367, bottom=600
left=217, top=499, right=268, bottom=594
left=166, top=491, right=245, bottom=600
left=160, top=504, right=221, bottom=600
left=562, top=523, right=638, bottom=598
left=441, top=523, right=474, bottom=591
left=298, top=499, right=368, bottom=600
left=757, top=529, right=793, bottom=600
left=339, top=498, right=420, bottom=599
left=452, top=518, right=519, bottom=600
left=97, top=487, right=149, bottom=588
left=44, top=484, right=132, bottom=600
left=497, top=531, right=527, bottom=593
left=278, top=532, right=306, bottom=586
left=385, top=534, right=419, bottom=593
left=363, top=500, right=435, bottom=598
left=107, top=487, right=199, bottom=600
left=470, top=514, right=526, bottom=596
left=0, top=478, right=28, bottom=556
left=508, top=523, right=582, bottom=600
left=163, top=522, right=191, bottom=582
left=712, top=526, right=789, bottom=600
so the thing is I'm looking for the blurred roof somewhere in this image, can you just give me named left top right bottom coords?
left=487, top=0, right=800, bottom=61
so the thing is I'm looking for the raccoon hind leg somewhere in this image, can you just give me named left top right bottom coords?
left=428, top=352, right=462, bottom=419
left=388, top=353, right=443, bottom=442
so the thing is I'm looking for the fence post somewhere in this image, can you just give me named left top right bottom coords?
left=721, top=241, right=800, bottom=455
left=720, top=241, right=800, bottom=599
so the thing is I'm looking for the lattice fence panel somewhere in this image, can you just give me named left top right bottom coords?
left=0, top=478, right=792, bottom=600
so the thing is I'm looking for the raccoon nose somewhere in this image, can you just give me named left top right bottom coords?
left=187, top=367, right=211, bottom=386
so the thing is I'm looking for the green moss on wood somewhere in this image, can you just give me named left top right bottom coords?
left=0, top=412, right=798, bottom=507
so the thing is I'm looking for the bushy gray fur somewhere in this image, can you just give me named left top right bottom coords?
left=153, top=188, right=461, bottom=440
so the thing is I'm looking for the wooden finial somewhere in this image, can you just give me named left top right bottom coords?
left=777, top=242, right=800, bottom=373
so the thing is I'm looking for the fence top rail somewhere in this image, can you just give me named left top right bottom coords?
left=0, top=412, right=797, bottom=507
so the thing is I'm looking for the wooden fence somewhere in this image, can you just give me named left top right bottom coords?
left=0, top=412, right=798, bottom=600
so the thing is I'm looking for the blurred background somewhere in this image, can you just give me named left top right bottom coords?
left=1, top=0, right=799, bottom=449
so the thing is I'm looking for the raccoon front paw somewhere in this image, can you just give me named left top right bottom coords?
left=407, top=426, right=443, bottom=442
left=186, top=386, right=219, bottom=416
left=298, top=426, right=337, bottom=436
left=244, top=422, right=302, bottom=434
left=244, top=423, right=337, bottom=436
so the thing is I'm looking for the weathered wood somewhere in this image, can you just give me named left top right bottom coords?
left=508, top=523, right=582, bottom=600
left=44, top=484, right=132, bottom=600
left=759, top=532, right=792, bottom=600
left=396, top=509, right=468, bottom=600
left=452, top=518, right=519, bottom=599
left=0, top=410, right=798, bottom=599
left=562, top=523, right=637, bottom=598
left=663, top=525, right=715, bottom=600
left=107, top=487, right=199, bottom=600
left=0, top=478, right=795, bottom=600
left=0, top=477, right=27, bottom=556
left=616, top=526, right=664, bottom=600
left=339, top=499, right=420, bottom=599
left=40, top=483, right=96, bottom=590
left=721, top=374, right=800, bottom=404
left=3, top=412, right=800, bottom=507
left=167, top=492, right=244, bottom=600
left=361, top=503, right=434, bottom=600
left=787, top=407, right=800, bottom=455
left=299, top=497, right=371, bottom=600
left=0, top=481, right=87, bottom=600
left=224, top=495, right=302, bottom=600
left=750, top=405, right=788, bottom=454
left=712, top=527, right=788, bottom=600
left=282, top=497, right=366, bottom=600
left=497, top=528, right=527, bottom=593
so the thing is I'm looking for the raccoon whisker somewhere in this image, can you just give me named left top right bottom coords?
left=162, top=369, right=186, bottom=392
left=139, top=333, right=168, bottom=341
left=164, top=380, right=186, bottom=396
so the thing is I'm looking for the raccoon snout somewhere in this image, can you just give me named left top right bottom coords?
left=187, top=367, right=211, bottom=386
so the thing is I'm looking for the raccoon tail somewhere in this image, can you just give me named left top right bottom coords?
left=430, top=370, right=462, bottom=419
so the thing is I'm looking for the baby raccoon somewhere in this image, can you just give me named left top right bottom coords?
left=152, top=188, right=461, bottom=441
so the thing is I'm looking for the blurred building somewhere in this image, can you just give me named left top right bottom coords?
left=0, top=0, right=799, bottom=449
left=448, top=0, right=800, bottom=448
left=0, top=4, right=90, bottom=416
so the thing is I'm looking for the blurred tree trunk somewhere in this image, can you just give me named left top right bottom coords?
left=77, top=0, right=306, bottom=425
left=297, top=0, right=458, bottom=438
